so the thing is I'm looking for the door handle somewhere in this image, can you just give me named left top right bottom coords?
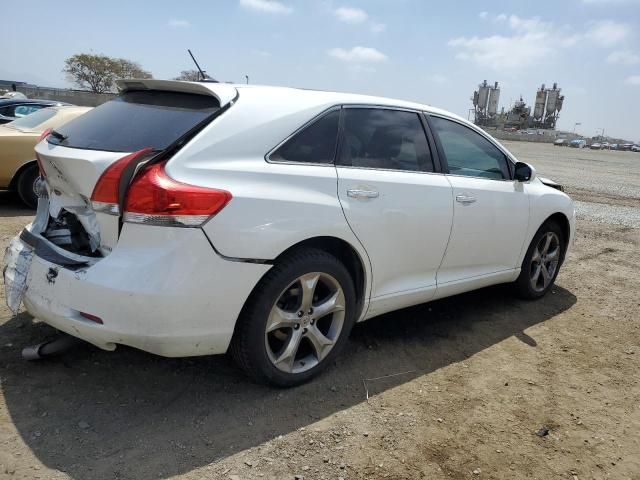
left=347, top=189, right=379, bottom=199
left=455, top=194, right=476, bottom=204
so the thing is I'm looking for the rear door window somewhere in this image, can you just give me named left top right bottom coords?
left=47, top=90, right=220, bottom=152
left=269, top=109, right=340, bottom=164
left=338, top=108, right=434, bottom=172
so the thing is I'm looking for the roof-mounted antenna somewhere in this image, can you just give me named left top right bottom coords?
left=188, top=49, right=217, bottom=82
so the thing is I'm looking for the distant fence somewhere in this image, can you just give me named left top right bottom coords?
left=482, top=128, right=583, bottom=144
left=14, top=86, right=115, bottom=107
left=488, top=131, right=556, bottom=144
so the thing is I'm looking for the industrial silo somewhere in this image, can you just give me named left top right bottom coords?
left=477, top=80, right=490, bottom=112
left=472, top=80, right=501, bottom=127
left=555, top=95, right=564, bottom=114
left=487, top=81, right=500, bottom=116
left=546, top=83, right=560, bottom=117
left=534, top=84, right=547, bottom=122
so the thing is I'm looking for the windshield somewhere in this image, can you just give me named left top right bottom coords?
left=8, top=108, right=57, bottom=130
left=47, top=90, right=221, bottom=152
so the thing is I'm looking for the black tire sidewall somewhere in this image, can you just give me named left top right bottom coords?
left=236, top=249, right=357, bottom=387
left=16, top=165, right=39, bottom=209
left=516, top=221, right=565, bottom=299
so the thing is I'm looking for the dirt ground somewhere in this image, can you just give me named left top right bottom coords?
left=0, top=142, right=639, bottom=480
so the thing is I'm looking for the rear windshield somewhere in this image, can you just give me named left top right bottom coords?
left=48, top=90, right=220, bottom=152
left=9, top=108, right=57, bottom=129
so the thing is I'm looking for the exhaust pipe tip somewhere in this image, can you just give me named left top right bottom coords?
left=21, top=334, right=83, bottom=361
left=22, top=344, right=45, bottom=361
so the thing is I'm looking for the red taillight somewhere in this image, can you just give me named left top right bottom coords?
left=123, top=162, right=232, bottom=227
left=39, top=128, right=52, bottom=142
left=79, top=312, right=103, bottom=324
left=90, top=148, right=154, bottom=215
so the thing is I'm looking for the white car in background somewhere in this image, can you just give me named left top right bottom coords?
left=3, top=80, right=575, bottom=386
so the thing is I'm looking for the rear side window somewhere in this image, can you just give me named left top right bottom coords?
left=48, top=90, right=220, bottom=152
left=270, top=110, right=340, bottom=164
left=0, top=105, right=16, bottom=117
left=338, top=108, right=434, bottom=172
left=430, top=116, right=509, bottom=180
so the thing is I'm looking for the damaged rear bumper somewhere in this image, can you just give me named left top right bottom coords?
left=3, top=222, right=271, bottom=357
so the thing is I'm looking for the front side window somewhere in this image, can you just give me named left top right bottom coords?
left=338, top=108, right=433, bottom=172
left=270, top=109, right=340, bottom=164
left=430, top=116, right=509, bottom=180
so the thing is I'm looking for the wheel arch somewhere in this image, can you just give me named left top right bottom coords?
left=273, top=236, right=369, bottom=321
left=8, top=159, right=37, bottom=190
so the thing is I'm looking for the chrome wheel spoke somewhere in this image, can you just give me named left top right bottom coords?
left=266, top=306, right=299, bottom=333
left=299, top=273, right=320, bottom=312
left=274, top=329, right=302, bottom=371
left=531, top=263, right=542, bottom=286
left=541, top=233, right=553, bottom=255
left=312, top=291, right=345, bottom=320
left=532, top=247, right=542, bottom=264
left=305, top=325, right=334, bottom=361
left=546, top=247, right=560, bottom=262
left=540, top=263, right=551, bottom=288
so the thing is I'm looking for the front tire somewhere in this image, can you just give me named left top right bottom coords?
left=230, top=248, right=356, bottom=387
left=515, top=221, right=565, bottom=299
left=16, top=164, right=40, bottom=209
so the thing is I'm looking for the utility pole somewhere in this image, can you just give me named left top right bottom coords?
left=245, top=75, right=249, bottom=85
left=573, top=122, right=581, bottom=134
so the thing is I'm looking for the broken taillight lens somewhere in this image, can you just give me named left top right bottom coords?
left=35, top=153, right=47, bottom=177
left=79, top=312, right=103, bottom=324
left=38, top=128, right=53, bottom=142
left=90, top=148, right=154, bottom=215
left=35, top=130, right=53, bottom=177
left=123, top=162, right=232, bottom=227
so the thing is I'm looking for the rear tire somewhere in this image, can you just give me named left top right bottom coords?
left=230, top=248, right=356, bottom=387
left=515, top=220, right=565, bottom=299
left=16, top=164, right=40, bottom=209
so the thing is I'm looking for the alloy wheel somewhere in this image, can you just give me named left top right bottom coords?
left=529, top=232, right=560, bottom=292
left=265, top=272, right=346, bottom=374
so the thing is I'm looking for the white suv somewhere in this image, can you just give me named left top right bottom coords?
left=3, top=80, right=575, bottom=386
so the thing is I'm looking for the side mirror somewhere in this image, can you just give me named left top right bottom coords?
left=514, top=162, right=536, bottom=182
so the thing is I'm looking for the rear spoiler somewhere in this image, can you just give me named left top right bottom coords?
left=115, top=79, right=237, bottom=108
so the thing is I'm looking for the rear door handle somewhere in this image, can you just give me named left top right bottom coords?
left=456, top=194, right=476, bottom=204
left=347, top=189, right=379, bottom=199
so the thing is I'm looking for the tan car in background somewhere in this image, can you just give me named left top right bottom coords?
left=0, top=105, right=92, bottom=207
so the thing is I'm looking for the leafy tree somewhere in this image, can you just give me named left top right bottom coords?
left=173, top=69, right=215, bottom=81
left=174, top=69, right=203, bottom=81
left=63, top=53, right=152, bottom=93
left=114, top=58, right=153, bottom=81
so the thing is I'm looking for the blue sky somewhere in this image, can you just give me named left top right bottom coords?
left=2, top=0, right=639, bottom=140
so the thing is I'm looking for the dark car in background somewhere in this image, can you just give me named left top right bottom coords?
left=0, top=98, right=70, bottom=124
